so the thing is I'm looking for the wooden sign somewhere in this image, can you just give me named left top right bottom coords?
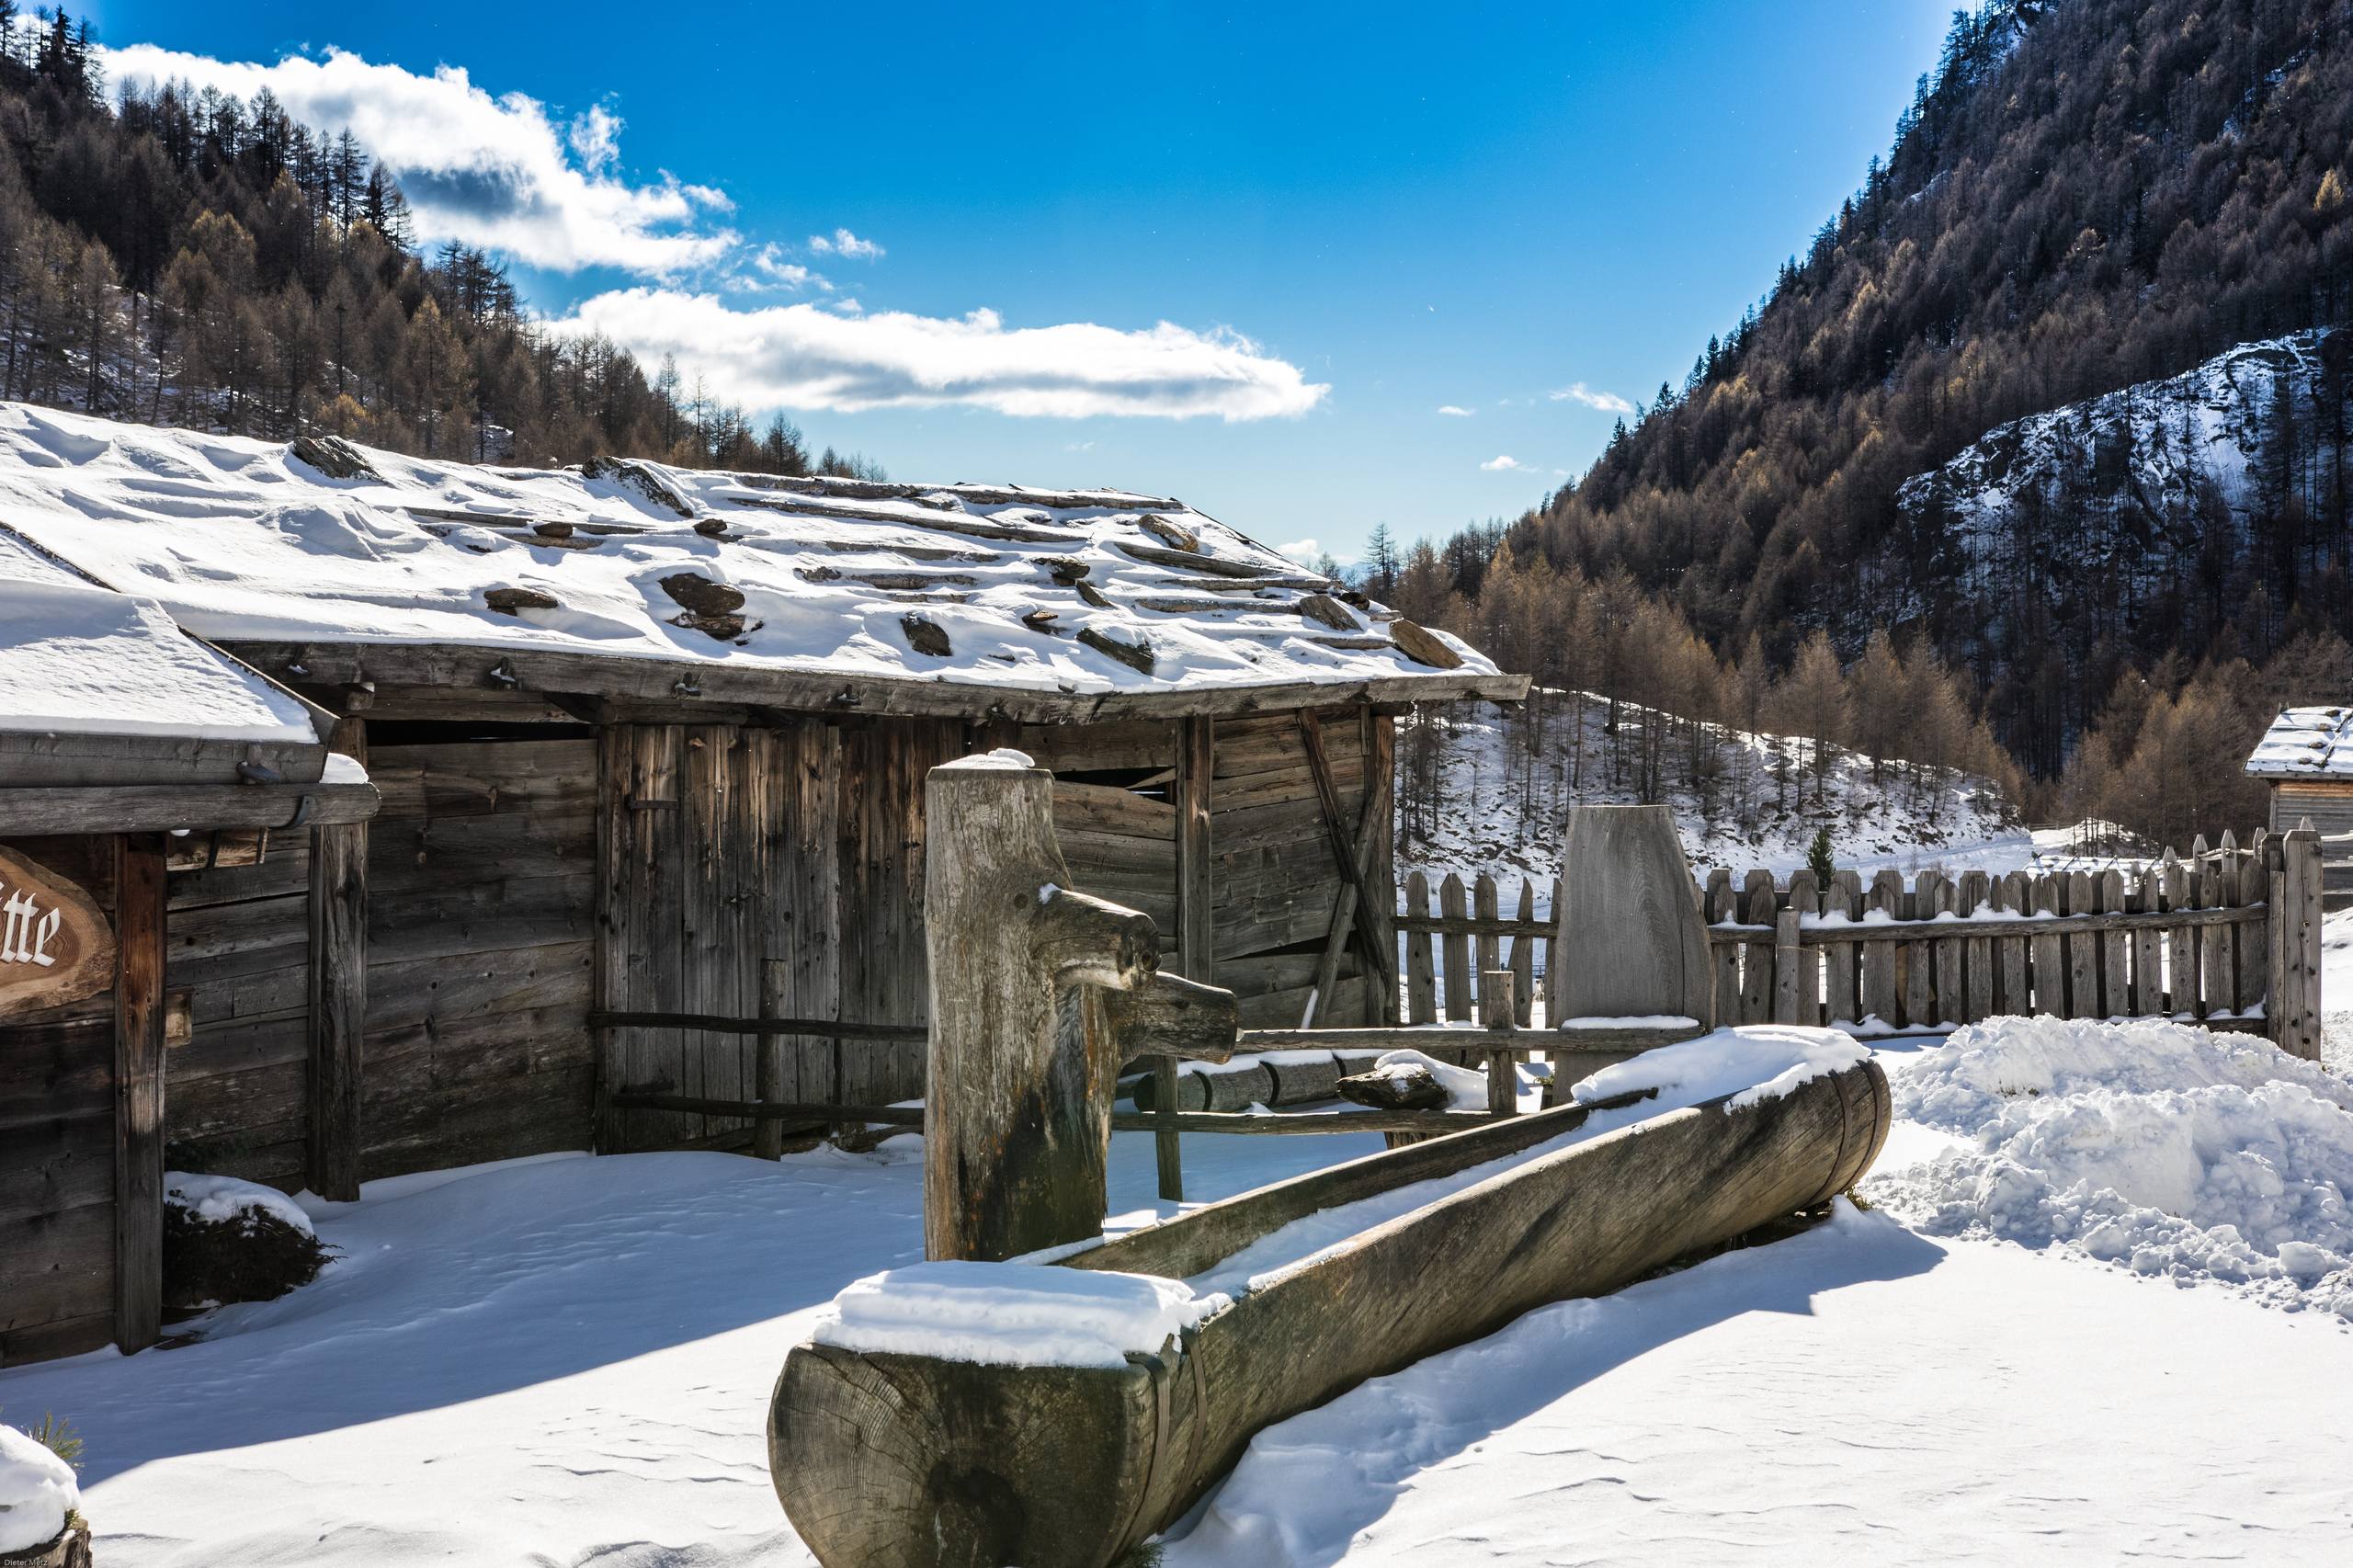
left=0, top=845, right=114, bottom=1016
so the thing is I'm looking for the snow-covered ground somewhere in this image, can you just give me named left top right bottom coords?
left=1404, top=699, right=2029, bottom=897
left=6, top=1014, right=2351, bottom=1565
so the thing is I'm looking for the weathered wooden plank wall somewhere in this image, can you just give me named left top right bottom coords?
left=1026, top=708, right=1392, bottom=1029
left=0, top=835, right=119, bottom=1366
left=166, top=734, right=597, bottom=1187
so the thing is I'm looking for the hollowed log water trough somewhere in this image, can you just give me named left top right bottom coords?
left=766, top=774, right=1892, bottom=1568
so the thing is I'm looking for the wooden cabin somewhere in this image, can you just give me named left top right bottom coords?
left=0, top=403, right=1525, bottom=1335
left=2246, top=706, right=2353, bottom=837
left=2246, top=706, right=2353, bottom=902
left=0, top=533, right=378, bottom=1364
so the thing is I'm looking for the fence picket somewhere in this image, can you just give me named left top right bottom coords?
left=1862, top=870, right=1902, bottom=1027
left=2097, top=869, right=2127, bottom=1019
left=1440, top=873, right=1471, bottom=1026
left=1473, top=873, right=1501, bottom=986
left=1785, top=869, right=1822, bottom=1026
left=2162, top=855, right=2193, bottom=1017
left=2237, top=838, right=2269, bottom=1016
left=2200, top=859, right=2234, bottom=1019
left=1405, top=871, right=1435, bottom=1025
left=2029, top=875, right=2063, bottom=1014
left=2129, top=868, right=2162, bottom=1016
left=1741, top=869, right=1777, bottom=1023
left=1827, top=869, right=1863, bottom=1024
left=1708, top=873, right=1741, bottom=1026
left=1997, top=871, right=2030, bottom=1014
left=1909, top=870, right=1944, bottom=1027
left=2064, top=870, right=2098, bottom=1019
left=1542, top=876, right=1563, bottom=1026
left=1928, top=873, right=1960, bottom=1026
left=1959, top=869, right=1992, bottom=1024
left=1510, top=879, right=1536, bottom=1027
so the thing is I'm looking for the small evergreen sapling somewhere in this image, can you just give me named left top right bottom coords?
left=1807, top=824, right=1836, bottom=885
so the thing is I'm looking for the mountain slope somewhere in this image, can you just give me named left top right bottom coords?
left=1435, top=0, right=2353, bottom=774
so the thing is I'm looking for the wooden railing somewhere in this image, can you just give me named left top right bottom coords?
left=1398, top=827, right=2325, bottom=1061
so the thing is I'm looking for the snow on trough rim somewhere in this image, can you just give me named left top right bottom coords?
left=800, top=1028, right=1871, bottom=1347
left=1864, top=1015, right=2353, bottom=1317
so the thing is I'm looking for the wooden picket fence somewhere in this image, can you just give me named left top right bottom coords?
left=1397, top=826, right=2326, bottom=1061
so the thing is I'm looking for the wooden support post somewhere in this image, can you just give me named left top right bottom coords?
left=1773, top=908, right=1803, bottom=1024
left=1164, top=717, right=1215, bottom=1201
left=2271, top=825, right=2323, bottom=1061
left=307, top=714, right=369, bottom=1201
left=1480, top=968, right=1516, bottom=1117
left=114, top=832, right=167, bottom=1355
left=924, top=756, right=1158, bottom=1262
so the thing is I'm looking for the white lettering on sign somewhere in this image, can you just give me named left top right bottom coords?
left=1, top=884, right=63, bottom=967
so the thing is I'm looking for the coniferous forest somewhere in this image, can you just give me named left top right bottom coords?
left=0, top=6, right=878, bottom=476
left=1399, top=0, right=2353, bottom=845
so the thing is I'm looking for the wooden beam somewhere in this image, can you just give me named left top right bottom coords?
left=306, top=715, right=369, bottom=1203
left=0, top=778, right=379, bottom=836
left=1108, top=1107, right=1500, bottom=1136
left=223, top=639, right=1529, bottom=727
left=1297, top=710, right=1398, bottom=999
left=1237, top=1023, right=1700, bottom=1054
left=585, top=1010, right=926, bottom=1042
left=113, top=833, right=167, bottom=1355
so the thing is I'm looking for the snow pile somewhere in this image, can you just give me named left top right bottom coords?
left=164, top=1174, right=317, bottom=1237
left=809, top=1260, right=1226, bottom=1369
left=1867, top=1017, right=2353, bottom=1315
left=1571, top=1026, right=1870, bottom=1110
left=0, top=1423, right=77, bottom=1555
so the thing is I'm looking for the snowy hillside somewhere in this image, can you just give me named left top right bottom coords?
left=1400, top=696, right=2027, bottom=895
left=1891, top=329, right=2339, bottom=627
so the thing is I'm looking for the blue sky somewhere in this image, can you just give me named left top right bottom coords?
left=89, top=1, right=1951, bottom=562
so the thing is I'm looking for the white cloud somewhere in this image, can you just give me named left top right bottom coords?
left=566, top=102, right=622, bottom=174
left=728, top=243, right=830, bottom=293
left=1275, top=538, right=1321, bottom=560
left=1480, top=454, right=1529, bottom=472
left=1551, top=381, right=1634, bottom=414
left=99, top=44, right=736, bottom=275
left=1435, top=404, right=1473, bottom=416
left=550, top=290, right=1329, bottom=420
left=809, top=227, right=884, bottom=260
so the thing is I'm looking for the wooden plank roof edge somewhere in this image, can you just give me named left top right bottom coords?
left=223, top=639, right=1530, bottom=723
left=0, top=773, right=379, bottom=835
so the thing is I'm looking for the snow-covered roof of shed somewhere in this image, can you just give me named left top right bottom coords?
left=2245, top=706, right=2353, bottom=779
left=0, top=403, right=1516, bottom=719
left=0, top=524, right=318, bottom=745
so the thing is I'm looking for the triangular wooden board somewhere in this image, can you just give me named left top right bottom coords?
left=1551, top=804, right=1716, bottom=1028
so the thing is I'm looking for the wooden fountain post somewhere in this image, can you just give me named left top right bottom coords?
left=922, top=754, right=1237, bottom=1263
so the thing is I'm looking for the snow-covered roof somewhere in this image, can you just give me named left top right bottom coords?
left=0, top=403, right=1519, bottom=722
left=0, top=525, right=318, bottom=747
left=2245, top=706, right=2353, bottom=780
